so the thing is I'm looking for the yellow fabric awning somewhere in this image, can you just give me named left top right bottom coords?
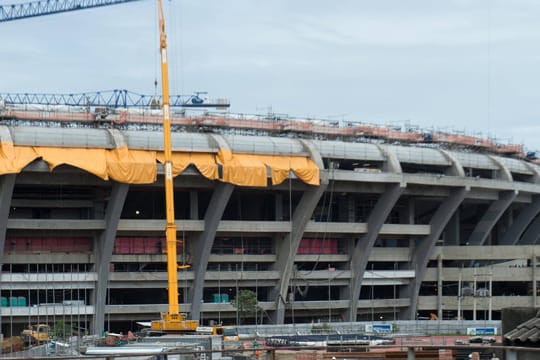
left=106, top=146, right=157, bottom=184
left=0, top=144, right=320, bottom=187
left=217, top=152, right=268, bottom=187
left=36, top=147, right=109, bottom=180
left=157, top=152, right=218, bottom=180
left=0, top=142, right=38, bottom=175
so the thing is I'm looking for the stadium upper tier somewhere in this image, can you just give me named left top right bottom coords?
left=0, top=122, right=538, bottom=186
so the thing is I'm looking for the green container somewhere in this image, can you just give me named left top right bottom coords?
left=9, top=297, right=18, bottom=307
left=213, top=294, right=221, bottom=303
left=0, top=297, right=7, bottom=307
left=17, top=296, right=26, bottom=307
left=221, top=294, right=229, bottom=303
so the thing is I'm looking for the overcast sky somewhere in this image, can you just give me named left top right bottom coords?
left=2, top=0, right=540, bottom=151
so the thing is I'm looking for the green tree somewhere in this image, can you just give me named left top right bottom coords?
left=232, top=290, right=261, bottom=324
left=53, top=320, right=68, bottom=339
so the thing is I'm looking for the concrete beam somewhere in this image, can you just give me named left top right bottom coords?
left=92, top=182, right=129, bottom=336
left=467, top=190, right=517, bottom=246
left=401, top=187, right=468, bottom=319
left=346, top=182, right=405, bottom=321
left=270, top=180, right=328, bottom=324
left=188, top=182, right=234, bottom=320
left=0, top=174, right=16, bottom=267
left=500, top=195, right=540, bottom=245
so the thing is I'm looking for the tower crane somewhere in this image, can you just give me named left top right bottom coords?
left=0, top=0, right=141, bottom=23
left=2, top=0, right=208, bottom=333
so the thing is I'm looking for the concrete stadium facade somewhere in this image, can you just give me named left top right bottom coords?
left=1, top=121, right=540, bottom=337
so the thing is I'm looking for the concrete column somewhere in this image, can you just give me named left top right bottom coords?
left=519, top=214, right=540, bottom=245
left=468, top=190, right=517, bottom=246
left=408, top=199, right=415, bottom=224
left=0, top=174, right=15, bottom=267
left=345, top=182, right=405, bottom=321
left=534, top=250, right=538, bottom=307
left=347, top=196, right=355, bottom=222
left=401, top=187, right=468, bottom=319
left=190, top=191, right=199, bottom=220
left=437, top=254, right=444, bottom=319
left=92, top=182, right=129, bottom=336
left=275, top=193, right=283, bottom=220
left=188, top=182, right=234, bottom=320
left=270, top=181, right=328, bottom=324
left=501, top=195, right=540, bottom=245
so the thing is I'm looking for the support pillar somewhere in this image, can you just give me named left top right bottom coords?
left=468, top=191, right=517, bottom=246
left=401, top=187, right=468, bottom=319
left=345, top=182, right=404, bottom=321
left=188, top=182, right=234, bottom=321
left=519, top=214, right=540, bottom=245
left=437, top=254, right=443, bottom=320
left=190, top=191, right=199, bottom=220
left=501, top=196, right=540, bottom=245
left=92, top=183, right=129, bottom=336
left=270, top=181, right=327, bottom=324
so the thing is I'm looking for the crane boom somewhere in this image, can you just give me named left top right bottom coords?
left=0, top=90, right=230, bottom=109
left=150, top=0, right=198, bottom=333
left=0, top=0, right=141, bottom=23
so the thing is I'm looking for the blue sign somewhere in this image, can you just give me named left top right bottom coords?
left=365, top=324, right=392, bottom=334
left=467, top=327, right=497, bottom=335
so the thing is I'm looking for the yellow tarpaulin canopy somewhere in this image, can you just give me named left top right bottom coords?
left=0, top=144, right=320, bottom=187
left=0, top=142, right=38, bottom=175
left=35, top=147, right=109, bottom=180
left=156, top=152, right=218, bottom=180
left=106, top=146, right=157, bottom=184
left=217, top=151, right=267, bottom=187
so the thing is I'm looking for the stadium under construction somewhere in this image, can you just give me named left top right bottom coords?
left=1, top=101, right=540, bottom=338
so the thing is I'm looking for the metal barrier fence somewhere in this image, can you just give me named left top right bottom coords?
left=236, top=320, right=502, bottom=338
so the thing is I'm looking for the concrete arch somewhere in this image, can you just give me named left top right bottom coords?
left=107, top=128, right=127, bottom=148
left=92, top=182, right=129, bottom=335
left=500, top=195, right=540, bottom=246
left=467, top=190, right=518, bottom=246
left=523, top=161, right=540, bottom=184
left=376, top=144, right=402, bottom=173
left=488, top=155, right=513, bottom=181
left=438, top=149, right=465, bottom=177
left=401, top=186, right=468, bottom=320
left=346, top=182, right=405, bottom=321
left=188, top=182, right=234, bottom=320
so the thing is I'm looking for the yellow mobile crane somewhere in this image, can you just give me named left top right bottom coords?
left=149, top=0, right=199, bottom=333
